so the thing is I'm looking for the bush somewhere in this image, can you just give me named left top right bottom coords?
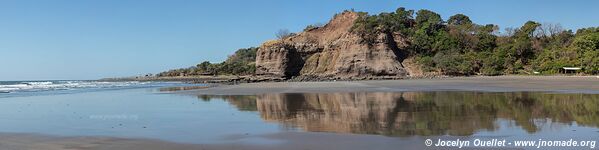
left=416, top=56, right=435, bottom=72
left=158, top=47, right=258, bottom=76
left=304, top=23, right=324, bottom=31
left=160, top=7, right=599, bottom=77
left=276, top=29, right=294, bottom=39
left=433, top=51, right=472, bottom=75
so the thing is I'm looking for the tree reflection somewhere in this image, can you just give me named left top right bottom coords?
left=197, top=92, right=599, bottom=136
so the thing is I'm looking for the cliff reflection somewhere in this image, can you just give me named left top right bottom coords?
left=197, top=92, right=599, bottom=136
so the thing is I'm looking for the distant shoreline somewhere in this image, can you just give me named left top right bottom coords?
left=99, top=75, right=239, bottom=83
left=102, top=74, right=599, bottom=84
left=176, top=75, right=599, bottom=95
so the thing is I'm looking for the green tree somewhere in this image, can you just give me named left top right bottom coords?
left=447, top=14, right=472, bottom=26
left=571, top=28, right=599, bottom=73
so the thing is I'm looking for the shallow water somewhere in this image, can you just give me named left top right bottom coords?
left=0, top=81, right=191, bottom=98
left=1, top=86, right=598, bottom=149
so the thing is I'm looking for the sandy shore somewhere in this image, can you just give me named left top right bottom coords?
left=0, top=133, right=205, bottom=150
left=2, top=76, right=598, bottom=150
left=0, top=132, right=423, bottom=150
left=182, top=76, right=599, bottom=95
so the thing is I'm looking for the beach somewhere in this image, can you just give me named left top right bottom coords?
left=3, top=1, right=599, bottom=149
left=182, top=76, right=599, bottom=95
left=1, top=76, right=599, bottom=150
left=0, top=132, right=427, bottom=150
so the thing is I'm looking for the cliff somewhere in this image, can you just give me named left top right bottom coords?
left=157, top=7, right=599, bottom=79
left=256, top=11, right=414, bottom=79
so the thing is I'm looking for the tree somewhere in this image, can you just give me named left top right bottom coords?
left=415, top=9, right=443, bottom=34
left=395, top=7, right=414, bottom=20
left=392, top=7, right=415, bottom=32
left=497, top=21, right=541, bottom=71
left=276, top=29, right=293, bottom=39
left=474, top=24, right=498, bottom=52
left=196, top=61, right=211, bottom=71
left=350, top=7, right=415, bottom=40
left=158, top=47, right=258, bottom=76
left=159, top=7, right=599, bottom=76
left=415, top=9, right=442, bottom=26
left=448, top=14, right=472, bottom=26
left=571, top=28, right=599, bottom=73
left=535, top=23, right=564, bottom=38
left=517, top=21, right=541, bottom=38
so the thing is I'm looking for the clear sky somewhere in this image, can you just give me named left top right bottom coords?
left=1, top=0, right=598, bottom=80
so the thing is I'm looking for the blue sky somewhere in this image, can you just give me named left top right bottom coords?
left=1, top=0, right=598, bottom=80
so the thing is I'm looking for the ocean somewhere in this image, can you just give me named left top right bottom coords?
left=0, top=80, right=193, bottom=98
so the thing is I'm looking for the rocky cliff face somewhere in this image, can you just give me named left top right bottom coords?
left=256, top=11, right=412, bottom=79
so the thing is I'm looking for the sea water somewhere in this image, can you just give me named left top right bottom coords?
left=1, top=83, right=599, bottom=149
left=0, top=80, right=190, bottom=98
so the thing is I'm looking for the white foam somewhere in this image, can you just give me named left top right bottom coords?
left=0, top=81, right=147, bottom=92
left=0, top=87, right=20, bottom=91
left=23, top=81, right=53, bottom=85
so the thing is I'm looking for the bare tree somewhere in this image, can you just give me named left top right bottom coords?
left=535, top=23, right=564, bottom=38
left=535, top=24, right=547, bottom=38
left=276, top=29, right=293, bottom=39
left=546, top=23, right=564, bottom=37
left=492, top=25, right=500, bottom=35
left=503, top=27, right=516, bottom=37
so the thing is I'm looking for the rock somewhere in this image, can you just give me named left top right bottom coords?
left=255, top=11, right=411, bottom=80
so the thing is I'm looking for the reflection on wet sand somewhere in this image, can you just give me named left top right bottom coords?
left=159, top=86, right=211, bottom=92
left=198, top=92, right=599, bottom=136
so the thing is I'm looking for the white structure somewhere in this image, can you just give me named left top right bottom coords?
left=561, top=67, right=581, bottom=74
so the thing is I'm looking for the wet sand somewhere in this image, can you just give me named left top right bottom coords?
left=0, top=132, right=205, bottom=150
left=182, top=76, right=599, bottom=95
left=2, top=76, right=598, bottom=150
left=0, top=132, right=423, bottom=150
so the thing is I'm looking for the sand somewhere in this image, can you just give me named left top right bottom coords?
left=0, top=132, right=424, bottom=150
left=2, top=76, right=598, bottom=150
left=182, top=76, right=599, bottom=95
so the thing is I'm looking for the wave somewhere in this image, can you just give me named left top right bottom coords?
left=22, top=81, right=54, bottom=85
left=0, top=81, right=148, bottom=93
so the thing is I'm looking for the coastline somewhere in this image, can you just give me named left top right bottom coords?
left=180, top=76, right=599, bottom=95
left=3, top=2, right=598, bottom=150
left=2, top=76, right=598, bottom=150
left=99, top=75, right=239, bottom=83
left=102, top=74, right=599, bottom=83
